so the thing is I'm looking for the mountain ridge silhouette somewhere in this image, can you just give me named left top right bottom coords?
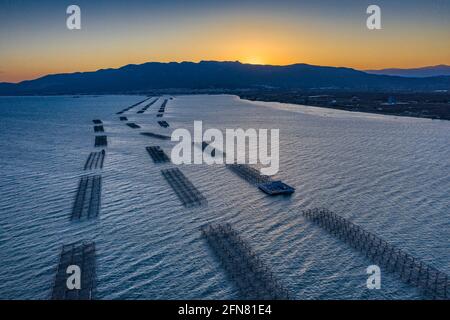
left=1, top=61, right=449, bottom=95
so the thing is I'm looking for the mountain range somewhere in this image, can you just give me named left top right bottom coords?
left=1, top=61, right=449, bottom=95
left=365, top=65, right=450, bottom=78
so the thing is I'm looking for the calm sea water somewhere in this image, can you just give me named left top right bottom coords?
left=0, top=95, right=449, bottom=300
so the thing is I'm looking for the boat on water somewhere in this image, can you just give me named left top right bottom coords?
left=258, top=181, right=295, bottom=195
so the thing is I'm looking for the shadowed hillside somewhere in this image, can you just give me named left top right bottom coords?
left=1, top=61, right=449, bottom=95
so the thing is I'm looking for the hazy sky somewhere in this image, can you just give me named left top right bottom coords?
left=0, top=0, right=449, bottom=82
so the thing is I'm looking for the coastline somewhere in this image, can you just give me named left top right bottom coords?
left=236, top=90, right=450, bottom=121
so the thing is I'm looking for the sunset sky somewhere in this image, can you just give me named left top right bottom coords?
left=0, top=0, right=449, bottom=83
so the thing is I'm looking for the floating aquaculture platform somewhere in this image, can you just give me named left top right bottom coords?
left=159, top=99, right=168, bottom=111
left=227, top=164, right=294, bottom=195
left=51, top=242, right=96, bottom=300
left=146, top=146, right=170, bottom=163
left=161, top=168, right=207, bottom=207
left=156, top=99, right=168, bottom=117
left=92, top=119, right=102, bottom=124
left=158, top=120, right=169, bottom=128
left=93, top=125, right=104, bottom=132
left=84, top=150, right=105, bottom=170
left=140, top=132, right=171, bottom=140
left=303, top=208, right=449, bottom=300
left=116, top=97, right=152, bottom=114
left=202, top=223, right=290, bottom=300
left=258, top=181, right=295, bottom=195
left=71, top=175, right=102, bottom=220
left=94, top=135, right=107, bottom=147
left=119, top=116, right=128, bottom=121
left=137, top=98, right=158, bottom=113
left=145, top=98, right=159, bottom=108
left=227, top=164, right=272, bottom=184
left=126, top=122, right=141, bottom=129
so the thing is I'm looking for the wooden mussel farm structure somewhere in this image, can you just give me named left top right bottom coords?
left=93, top=125, right=104, bottom=132
left=116, top=97, right=152, bottom=114
left=159, top=99, right=168, bottom=112
left=158, top=120, right=169, bottom=128
left=51, top=242, right=96, bottom=300
left=157, top=99, right=168, bottom=117
left=303, top=208, right=449, bottom=300
left=202, top=223, right=290, bottom=300
left=71, top=175, right=102, bottom=220
left=126, top=122, right=141, bottom=129
left=137, top=98, right=158, bottom=113
left=84, top=150, right=105, bottom=170
left=94, top=135, right=107, bottom=147
left=146, top=146, right=170, bottom=163
left=227, top=164, right=295, bottom=195
left=227, top=164, right=271, bottom=184
left=140, top=132, right=171, bottom=140
left=161, top=168, right=207, bottom=208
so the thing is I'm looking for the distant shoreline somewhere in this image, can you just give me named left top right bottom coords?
left=236, top=90, right=450, bottom=121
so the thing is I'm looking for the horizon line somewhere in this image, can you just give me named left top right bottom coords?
left=2, top=60, right=449, bottom=84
